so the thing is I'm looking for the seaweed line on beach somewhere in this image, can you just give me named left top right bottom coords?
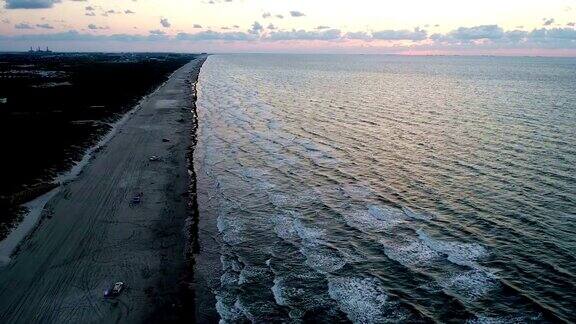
left=181, top=62, right=204, bottom=322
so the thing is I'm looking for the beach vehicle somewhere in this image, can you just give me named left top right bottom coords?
left=131, top=192, right=143, bottom=204
left=104, top=282, right=124, bottom=298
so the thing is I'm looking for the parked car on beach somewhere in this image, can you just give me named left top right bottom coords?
left=104, top=282, right=124, bottom=298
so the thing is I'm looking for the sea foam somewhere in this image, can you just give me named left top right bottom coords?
left=328, top=276, right=410, bottom=323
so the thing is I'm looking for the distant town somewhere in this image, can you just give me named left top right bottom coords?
left=28, top=46, right=54, bottom=55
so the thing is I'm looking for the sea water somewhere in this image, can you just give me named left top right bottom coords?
left=195, top=54, right=576, bottom=323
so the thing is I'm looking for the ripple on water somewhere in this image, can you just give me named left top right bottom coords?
left=197, top=55, right=575, bottom=322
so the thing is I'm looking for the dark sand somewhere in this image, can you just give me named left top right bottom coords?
left=0, top=57, right=209, bottom=323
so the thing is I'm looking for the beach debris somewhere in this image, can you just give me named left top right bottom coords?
left=149, top=155, right=161, bottom=162
left=104, top=282, right=125, bottom=298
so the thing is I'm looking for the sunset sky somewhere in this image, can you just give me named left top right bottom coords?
left=1, top=0, right=576, bottom=55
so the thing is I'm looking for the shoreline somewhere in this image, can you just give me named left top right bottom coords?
left=0, top=57, right=207, bottom=322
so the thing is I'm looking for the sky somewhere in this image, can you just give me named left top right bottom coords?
left=0, top=0, right=576, bottom=55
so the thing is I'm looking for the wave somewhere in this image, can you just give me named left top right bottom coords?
left=327, top=276, right=412, bottom=323
left=300, top=246, right=346, bottom=274
left=273, top=212, right=346, bottom=274
left=381, top=229, right=498, bottom=302
left=343, top=204, right=407, bottom=232
left=416, top=229, right=487, bottom=268
left=381, top=236, right=441, bottom=267
left=402, top=206, right=435, bottom=220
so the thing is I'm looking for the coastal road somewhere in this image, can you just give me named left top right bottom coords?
left=0, top=57, right=205, bottom=323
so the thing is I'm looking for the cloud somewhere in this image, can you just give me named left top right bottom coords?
left=176, top=30, right=256, bottom=41
left=266, top=29, right=341, bottom=41
left=427, top=24, right=576, bottom=50
left=160, top=18, right=171, bottom=28
left=503, top=30, right=528, bottom=42
left=449, top=25, right=504, bottom=40
left=36, top=23, right=53, bottom=29
left=14, top=22, right=33, bottom=29
left=289, top=11, right=305, bottom=17
left=248, top=21, right=263, bottom=34
left=2, top=23, right=575, bottom=52
left=543, top=18, right=555, bottom=26
left=0, top=30, right=171, bottom=42
left=5, top=0, right=60, bottom=9
left=372, top=27, right=427, bottom=41
left=345, top=31, right=372, bottom=40
left=531, top=27, right=576, bottom=40
left=87, top=23, right=108, bottom=30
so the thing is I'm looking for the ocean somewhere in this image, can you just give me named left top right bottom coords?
left=194, top=54, right=576, bottom=323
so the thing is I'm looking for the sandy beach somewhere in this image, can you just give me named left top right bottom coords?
left=0, top=57, right=207, bottom=323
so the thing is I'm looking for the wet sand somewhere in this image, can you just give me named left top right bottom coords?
left=0, top=57, right=206, bottom=323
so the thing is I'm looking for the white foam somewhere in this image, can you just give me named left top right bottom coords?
left=270, top=194, right=289, bottom=207
left=238, top=266, right=269, bottom=285
left=402, top=206, right=434, bottom=220
left=217, top=213, right=245, bottom=245
left=240, top=167, right=267, bottom=180
left=381, top=237, right=440, bottom=267
left=328, top=276, right=409, bottom=323
left=220, top=271, right=239, bottom=286
left=417, top=229, right=486, bottom=268
left=440, top=269, right=499, bottom=301
left=271, top=276, right=306, bottom=307
left=271, top=274, right=328, bottom=319
left=342, top=183, right=375, bottom=200
left=221, top=255, right=243, bottom=272
left=215, top=296, right=245, bottom=324
left=293, top=219, right=325, bottom=246
left=300, top=247, right=346, bottom=274
left=274, top=213, right=346, bottom=274
left=269, top=189, right=319, bottom=208
left=273, top=213, right=298, bottom=240
left=343, top=205, right=405, bottom=233
left=368, top=205, right=406, bottom=222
